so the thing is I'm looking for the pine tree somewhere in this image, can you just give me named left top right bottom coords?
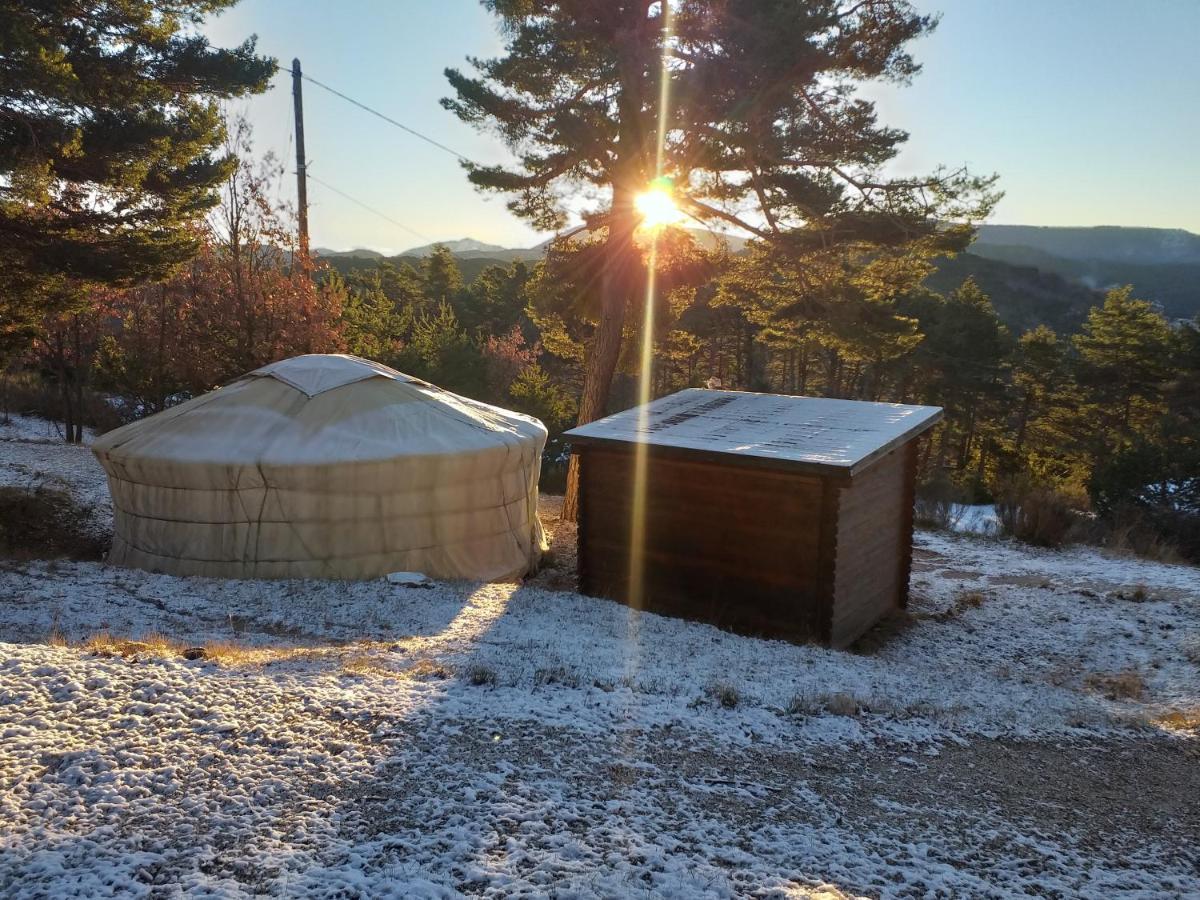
left=406, top=301, right=487, bottom=396
left=468, top=261, right=533, bottom=337
left=344, top=261, right=428, bottom=320
left=0, top=0, right=274, bottom=343
left=1073, top=286, right=1174, bottom=450
left=421, top=246, right=466, bottom=306
left=508, top=363, right=578, bottom=435
left=446, top=0, right=997, bottom=517
left=338, top=271, right=407, bottom=362
left=1008, top=325, right=1076, bottom=480
left=1169, top=318, right=1200, bottom=425
left=904, top=278, right=1010, bottom=481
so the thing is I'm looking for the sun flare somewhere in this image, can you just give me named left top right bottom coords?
left=634, top=181, right=685, bottom=229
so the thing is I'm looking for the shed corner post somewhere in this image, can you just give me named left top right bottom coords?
left=814, top=477, right=842, bottom=645
left=897, top=439, right=920, bottom=609
left=574, top=446, right=590, bottom=594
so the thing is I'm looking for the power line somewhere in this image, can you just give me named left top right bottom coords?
left=306, top=172, right=433, bottom=243
left=273, top=63, right=473, bottom=164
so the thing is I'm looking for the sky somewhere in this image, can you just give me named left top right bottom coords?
left=205, top=0, right=1200, bottom=253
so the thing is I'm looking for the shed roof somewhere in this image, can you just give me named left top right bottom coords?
left=564, top=389, right=942, bottom=477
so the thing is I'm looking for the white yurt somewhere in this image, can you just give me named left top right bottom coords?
left=92, top=354, right=547, bottom=581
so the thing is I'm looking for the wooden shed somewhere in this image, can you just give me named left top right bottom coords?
left=564, top=389, right=942, bottom=648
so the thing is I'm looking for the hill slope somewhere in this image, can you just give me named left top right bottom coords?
left=971, top=225, right=1200, bottom=320
left=926, top=252, right=1103, bottom=335
left=319, top=253, right=519, bottom=284
left=969, top=242, right=1200, bottom=320
left=316, top=225, right=1199, bottom=329
left=321, top=248, right=1103, bottom=336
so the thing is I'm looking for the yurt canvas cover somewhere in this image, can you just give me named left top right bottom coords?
left=92, top=355, right=547, bottom=581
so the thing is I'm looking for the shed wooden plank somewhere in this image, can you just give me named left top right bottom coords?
left=576, top=447, right=827, bottom=642
left=829, top=445, right=913, bottom=647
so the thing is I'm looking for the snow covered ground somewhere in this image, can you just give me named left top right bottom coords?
left=1, top=424, right=1197, bottom=897
left=0, top=414, right=110, bottom=542
left=949, top=503, right=1000, bottom=536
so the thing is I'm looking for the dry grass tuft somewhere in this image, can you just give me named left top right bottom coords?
left=47, top=623, right=68, bottom=648
left=534, top=665, right=580, bottom=688
left=1099, top=519, right=1186, bottom=565
left=84, top=632, right=184, bottom=659
left=958, top=590, right=986, bottom=610
left=1085, top=669, right=1147, bottom=701
left=341, top=654, right=404, bottom=678
left=71, top=632, right=337, bottom=669
left=708, top=682, right=740, bottom=709
left=1155, top=709, right=1200, bottom=731
left=823, top=692, right=862, bottom=717
left=787, top=691, right=862, bottom=718
left=203, top=642, right=277, bottom=667
left=464, top=664, right=498, bottom=687
left=995, top=478, right=1080, bottom=548
left=1111, top=583, right=1160, bottom=602
left=914, top=591, right=991, bottom=626
left=1184, top=637, right=1200, bottom=667
left=403, top=658, right=452, bottom=681
left=68, top=631, right=423, bottom=674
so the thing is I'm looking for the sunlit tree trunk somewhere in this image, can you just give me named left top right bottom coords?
left=561, top=187, right=638, bottom=522
left=561, top=15, right=650, bottom=522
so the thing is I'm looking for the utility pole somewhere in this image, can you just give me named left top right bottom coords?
left=292, top=58, right=309, bottom=256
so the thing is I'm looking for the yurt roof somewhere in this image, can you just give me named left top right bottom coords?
left=93, top=354, right=545, bottom=467
left=250, top=354, right=420, bottom=397
left=565, top=388, right=941, bottom=477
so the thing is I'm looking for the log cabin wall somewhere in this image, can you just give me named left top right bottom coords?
left=828, top=442, right=916, bottom=647
left=577, top=446, right=831, bottom=642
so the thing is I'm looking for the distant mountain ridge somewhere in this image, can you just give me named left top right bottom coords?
left=400, top=238, right=546, bottom=261
left=312, top=247, right=385, bottom=260
left=974, top=225, right=1200, bottom=265
left=315, top=227, right=747, bottom=264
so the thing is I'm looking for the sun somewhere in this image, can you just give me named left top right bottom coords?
left=634, top=179, right=686, bottom=229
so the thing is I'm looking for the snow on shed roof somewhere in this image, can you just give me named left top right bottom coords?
left=565, top=389, right=942, bottom=476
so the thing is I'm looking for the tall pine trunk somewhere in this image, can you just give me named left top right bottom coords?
left=561, top=14, right=649, bottom=523
left=561, top=190, right=637, bottom=522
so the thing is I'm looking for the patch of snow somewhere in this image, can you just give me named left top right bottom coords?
left=0, top=414, right=94, bottom=446
left=0, top=417, right=111, bottom=539
left=950, top=503, right=1000, bottom=536
left=0, top=432, right=1195, bottom=746
left=565, top=389, right=941, bottom=472
left=0, top=429, right=1196, bottom=896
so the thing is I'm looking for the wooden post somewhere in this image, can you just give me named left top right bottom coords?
left=292, top=58, right=309, bottom=257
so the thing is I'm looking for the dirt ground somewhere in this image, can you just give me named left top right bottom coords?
left=344, top=712, right=1199, bottom=897
left=526, top=493, right=579, bottom=592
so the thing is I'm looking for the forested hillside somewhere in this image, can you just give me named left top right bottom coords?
left=322, top=245, right=1108, bottom=336
left=318, top=222, right=1200, bottom=327
left=321, top=252, right=510, bottom=284
left=925, top=252, right=1102, bottom=333
left=969, top=243, right=1200, bottom=320
left=972, top=225, right=1200, bottom=320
